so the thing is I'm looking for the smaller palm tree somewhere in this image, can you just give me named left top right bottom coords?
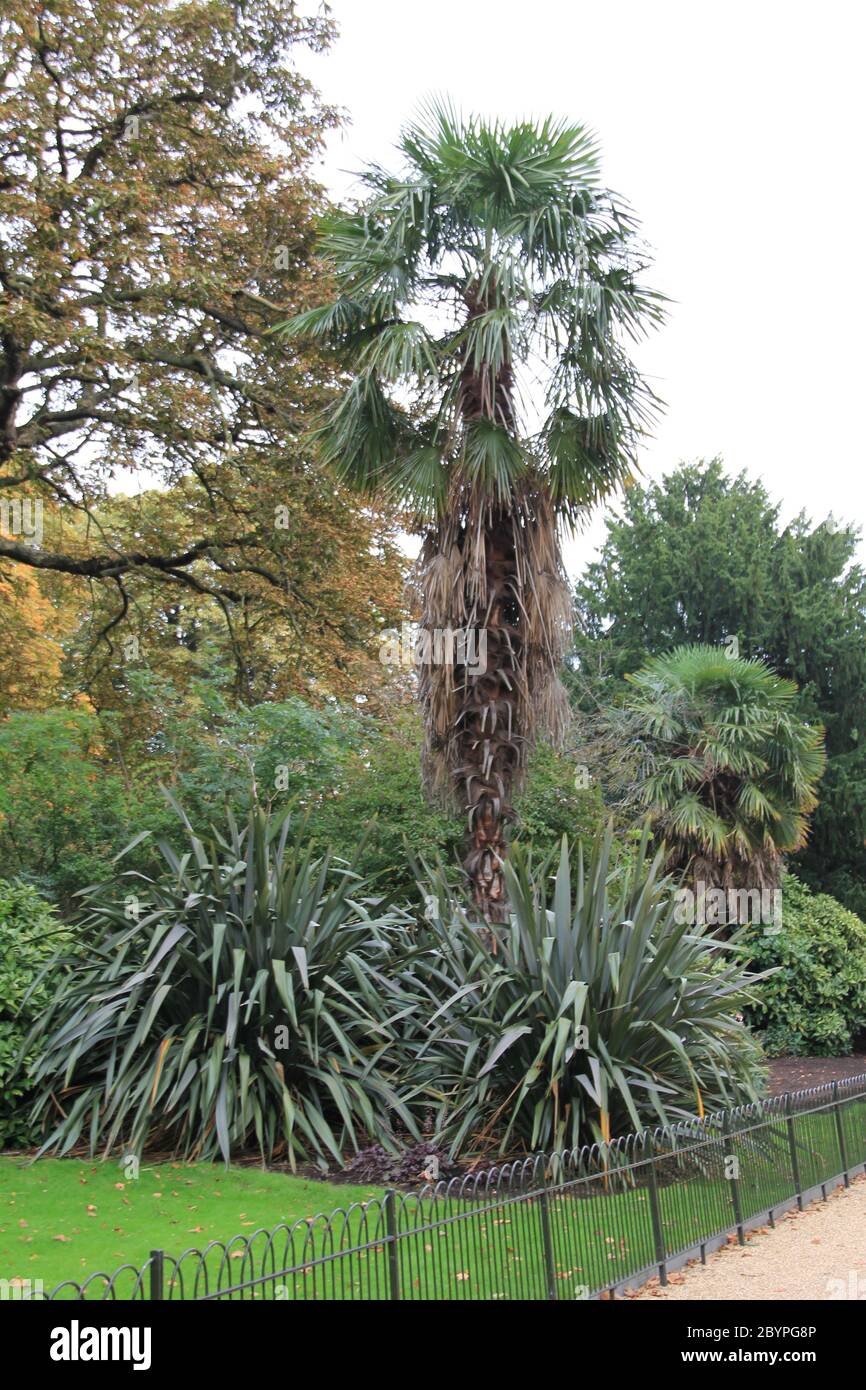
left=610, top=645, right=826, bottom=892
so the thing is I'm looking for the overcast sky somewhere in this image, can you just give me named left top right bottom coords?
left=302, top=0, right=865, bottom=577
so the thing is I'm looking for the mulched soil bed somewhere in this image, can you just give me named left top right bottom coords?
left=767, top=1053, right=866, bottom=1094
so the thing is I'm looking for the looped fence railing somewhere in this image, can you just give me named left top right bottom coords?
left=28, top=1072, right=866, bottom=1301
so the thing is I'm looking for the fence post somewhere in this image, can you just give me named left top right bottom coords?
left=833, top=1082, right=850, bottom=1188
left=538, top=1164, right=558, bottom=1301
left=384, top=1189, right=401, bottom=1301
left=785, top=1092, right=804, bottom=1211
left=148, top=1249, right=164, bottom=1302
left=722, top=1113, right=744, bottom=1245
left=646, top=1136, right=668, bottom=1286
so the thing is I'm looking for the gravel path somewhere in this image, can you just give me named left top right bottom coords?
left=631, top=1173, right=866, bottom=1300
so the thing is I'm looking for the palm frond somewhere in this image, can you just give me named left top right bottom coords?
left=277, top=103, right=665, bottom=517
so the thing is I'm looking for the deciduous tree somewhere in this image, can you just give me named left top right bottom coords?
left=0, top=0, right=402, bottom=692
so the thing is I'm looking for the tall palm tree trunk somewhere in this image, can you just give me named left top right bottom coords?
left=419, top=501, right=525, bottom=923
left=460, top=511, right=521, bottom=921
left=459, top=291, right=519, bottom=921
left=417, top=295, right=570, bottom=923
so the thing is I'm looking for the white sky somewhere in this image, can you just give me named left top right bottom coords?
left=302, top=0, right=866, bottom=577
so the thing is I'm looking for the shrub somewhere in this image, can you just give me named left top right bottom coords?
left=511, top=742, right=607, bottom=860
left=0, top=709, right=168, bottom=908
left=120, top=671, right=367, bottom=829
left=412, top=824, right=767, bottom=1154
left=0, top=693, right=366, bottom=907
left=24, top=800, right=423, bottom=1168
left=743, top=874, right=866, bottom=1056
left=0, top=880, right=68, bottom=1148
left=302, top=712, right=464, bottom=903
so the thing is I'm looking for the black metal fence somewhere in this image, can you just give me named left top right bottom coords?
left=34, top=1073, right=866, bottom=1301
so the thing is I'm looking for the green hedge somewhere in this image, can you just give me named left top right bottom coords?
left=744, top=874, right=866, bottom=1056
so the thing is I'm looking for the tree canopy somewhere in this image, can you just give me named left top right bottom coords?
left=0, top=0, right=403, bottom=696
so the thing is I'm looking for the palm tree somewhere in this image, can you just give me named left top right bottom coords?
left=612, top=645, right=826, bottom=893
left=281, top=103, right=665, bottom=920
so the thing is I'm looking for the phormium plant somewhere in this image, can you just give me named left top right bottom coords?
left=410, top=823, right=768, bottom=1155
left=23, top=799, right=422, bottom=1168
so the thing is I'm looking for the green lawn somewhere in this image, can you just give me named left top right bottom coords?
left=0, top=1154, right=710, bottom=1299
left=0, top=1156, right=383, bottom=1295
